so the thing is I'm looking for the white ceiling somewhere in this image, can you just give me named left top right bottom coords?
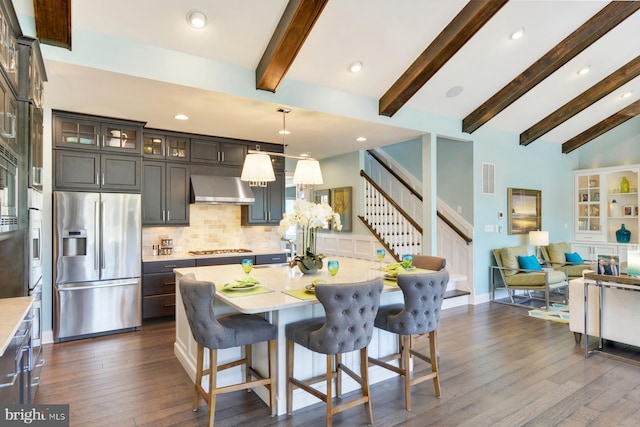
left=13, top=0, right=640, bottom=159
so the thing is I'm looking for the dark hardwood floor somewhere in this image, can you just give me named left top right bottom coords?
left=35, top=303, right=640, bottom=426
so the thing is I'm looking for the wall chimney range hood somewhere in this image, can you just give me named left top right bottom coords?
left=190, top=175, right=255, bottom=205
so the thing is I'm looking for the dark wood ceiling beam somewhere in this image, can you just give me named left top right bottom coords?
left=379, top=0, right=508, bottom=118
left=562, top=100, right=640, bottom=154
left=256, top=0, right=328, bottom=92
left=463, top=1, right=640, bottom=134
left=520, top=55, right=640, bottom=146
left=33, top=0, right=71, bottom=50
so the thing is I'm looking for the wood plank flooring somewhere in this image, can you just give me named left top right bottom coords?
left=35, top=303, right=640, bottom=426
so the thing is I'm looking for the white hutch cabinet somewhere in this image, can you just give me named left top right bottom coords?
left=573, top=165, right=640, bottom=265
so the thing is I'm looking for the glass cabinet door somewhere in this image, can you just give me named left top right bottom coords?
left=101, top=123, right=140, bottom=153
left=142, top=133, right=164, bottom=158
left=576, top=173, right=603, bottom=239
left=166, top=136, right=190, bottom=161
left=55, top=115, right=101, bottom=148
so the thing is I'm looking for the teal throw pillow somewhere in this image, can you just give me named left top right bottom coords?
left=517, top=255, right=542, bottom=272
left=565, top=252, right=584, bottom=263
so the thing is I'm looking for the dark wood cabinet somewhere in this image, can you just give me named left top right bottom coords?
left=53, top=111, right=143, bottom=155
left=191, top=137, right=246, bottom=166
left=0, top=75, right=18, bottom=155
left=241, top=172, right=285, bottom=225
left=143, top=130, right=190, bottom=161
left=142, top=161, right=189, bottom=225
left=142, top=259, right=195, bottom=320
left=54, top=150, right=142, bottom=192
left=17, top=36, right=46, bottom=108
left=0, top=0, right=21, bottom=94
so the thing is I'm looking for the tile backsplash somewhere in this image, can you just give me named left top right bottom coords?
left=142, top=205, right=283, bottom=256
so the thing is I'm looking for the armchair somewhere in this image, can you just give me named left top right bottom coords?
left=540, top=242, right=591, bottom=279
left=491, top=245, right=568, bottom=309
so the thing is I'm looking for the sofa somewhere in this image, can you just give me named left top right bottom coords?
left=541, top=242, right=591, bottom=279
left=569, top=277, right=640, bottom=347
left=491, top=245, right=568, bottom=309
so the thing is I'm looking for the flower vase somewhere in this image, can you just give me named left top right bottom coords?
left=621, top=176, right=630, bottom=193
left=296, top=255, right=324, bottom=274
left=616, top=224, right=631, bottom=243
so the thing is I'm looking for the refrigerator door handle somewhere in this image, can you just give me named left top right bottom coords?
left=94, top=201, right=100, bottom=271
left=101, top=201, right=106, bottom=271
left=57, top=281, right=139, bottom=291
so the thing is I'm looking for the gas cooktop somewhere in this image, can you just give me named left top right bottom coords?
left=188, top=249, right=253, bottom=255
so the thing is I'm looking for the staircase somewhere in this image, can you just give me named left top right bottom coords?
left=359, top=150, right=474, bottom=307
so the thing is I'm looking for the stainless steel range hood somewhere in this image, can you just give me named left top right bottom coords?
left=190, top=175, right=255, bottom=205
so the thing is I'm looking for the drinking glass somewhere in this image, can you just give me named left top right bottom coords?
left=327, top=260, right=339, bottom=277
left=402, top=254, right=413, bottom=269
left=376, top=249, right=385, bottom=268
left=241, top=258, right=253, bottom=276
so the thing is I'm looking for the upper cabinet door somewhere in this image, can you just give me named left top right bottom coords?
left=54, top=114, right=101, bottom=150
left=100, top=122, right=141, bottom=154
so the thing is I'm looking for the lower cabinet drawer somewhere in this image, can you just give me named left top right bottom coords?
left=142, top=272, right=176, bottom=296
left=256, top=253, right=287, bottom=264
left=143, top=294, right=176, bottom=319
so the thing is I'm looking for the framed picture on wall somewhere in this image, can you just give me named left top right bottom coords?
left=507, top=187, right=542, bottom=235
left=313, top=189, right=331, bottom=231
left=331, top=186, right=352, bottom=232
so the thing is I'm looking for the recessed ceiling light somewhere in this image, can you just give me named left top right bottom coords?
left=187, top=10, right=207, bottom=29
left=446, top=85, right=464, bottom=98
left=174, top=114, right=189, bottom=120
left=349, top=61, right=363, bottom=73
left=621, top=90, right=633, bottom=99
left=278, top=130, right=291, bottom=135
left=356, top=137, right=367, bottom=142
left=577, top=65, right=591, bottom=76
left=509, top=27, right=524, bottom=40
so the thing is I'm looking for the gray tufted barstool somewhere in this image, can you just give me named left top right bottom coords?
left=411, top=255, right=446, bottom=271
left=368, top=270, right=449, bottom=411
left=179, top=273, right=277, bottom=427
left=285, top=278, right=384, bottom=427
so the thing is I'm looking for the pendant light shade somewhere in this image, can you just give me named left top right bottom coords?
left=293, top=159, right=323, bottom=185
left=241, top=153, right=275, bottom=187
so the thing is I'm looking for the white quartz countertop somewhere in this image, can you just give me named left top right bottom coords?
left=143, top=248, right=287, bottom=263
left=0, top=296, right=33, bottom=356
left=174, top=257, right=466, bottom=314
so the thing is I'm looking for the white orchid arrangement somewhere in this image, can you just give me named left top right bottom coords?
left=278, top=199, right=342, bottom=258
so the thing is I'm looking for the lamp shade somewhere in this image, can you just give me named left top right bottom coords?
left=628, top=250, right=640, bottom=277
left=240, top=153, right=275, bottom=187
left=529, top=230, right=549, bottom=246
left=293, top=159, right=323, bottom=185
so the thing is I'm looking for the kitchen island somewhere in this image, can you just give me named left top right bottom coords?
left=173, top=257, right=466, bottom=415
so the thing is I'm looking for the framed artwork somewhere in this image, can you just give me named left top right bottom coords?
left=331, top=186, right=352, bottom=232
left=313, top=189, right=331, bottom=230
left=507, top=188, right=542, bottom=235
left=624, top=205, right=633, bottom=217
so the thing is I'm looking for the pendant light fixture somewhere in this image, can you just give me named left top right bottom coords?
left=240, top=107, right=323, bottom=187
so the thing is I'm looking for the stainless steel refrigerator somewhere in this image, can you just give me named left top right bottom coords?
left=53, top=191, right=142, bottom=342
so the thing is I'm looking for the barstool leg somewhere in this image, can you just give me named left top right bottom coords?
left=268, top=339, right=277, bottom=416
left=326, top=355, right=333, bottom=427
left=208, top=348, right=218, bottom=427
left=430, top=330, right=441, bottom=397
left=194, top=345, right=204, bottom=411
left=402, top=335, right=412, bottom=411
left=245, top=343, right=252, bottom=387
left=360, top=347, right=374, bottom=426
left=335, top=353, right=342, bottom=398
left=286, top=339, right=294, bottom=415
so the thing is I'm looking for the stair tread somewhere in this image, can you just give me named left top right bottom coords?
left=444, top=289, right=470, bottom=299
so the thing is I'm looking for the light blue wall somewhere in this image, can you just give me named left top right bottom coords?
left=437, top=137, right=474, bottom=223
left=380, top=138, right=422, bottom=177
left=576, top=116, right=640, bottom=169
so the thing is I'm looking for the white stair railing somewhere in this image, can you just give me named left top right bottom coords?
left=360, top=171, right=422, bottom=260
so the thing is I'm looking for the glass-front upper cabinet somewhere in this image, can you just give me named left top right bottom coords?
left=606, top=168, right=638, bottom=244
left=575, top=172, right=604, bottom=242
left=142, top=132, right=190, bottom=161
left=53, top=111, right=143, bottom=154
